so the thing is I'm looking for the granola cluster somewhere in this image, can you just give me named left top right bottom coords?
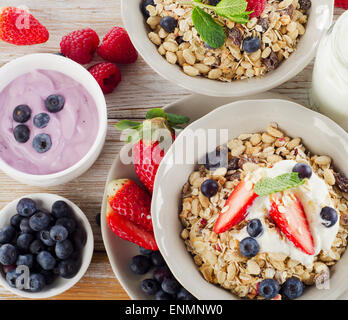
left=145, top=0, right=309, bottom=81
left=179, top=124, right=348, bottom=299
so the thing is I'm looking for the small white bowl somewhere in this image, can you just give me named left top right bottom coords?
left=0, top=193, right=94, bottom=299
left=122, top=0, right=334, bottom=97
left=0, top=54, right=107, bottom=187
left=152, top=99, right=348, bottom=300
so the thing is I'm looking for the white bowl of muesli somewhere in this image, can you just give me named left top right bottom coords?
left=151, top=98, right=348, bottom=300
left=122, top=0, right=333, bottom=97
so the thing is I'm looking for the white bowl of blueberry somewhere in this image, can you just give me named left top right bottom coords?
left=0, top=194, right=94, bottom=298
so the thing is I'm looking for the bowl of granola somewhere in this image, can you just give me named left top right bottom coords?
left=151, top=98, right=348, bottom=300
left=122, top=0, right=333, bottom=97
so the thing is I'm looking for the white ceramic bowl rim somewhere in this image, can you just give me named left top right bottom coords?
left=0, top=193, right=94, bottom=299
left=152, top=98, right=348, bottom=300
left=122, top=0, right=334, bottom=97
left=0, top=53, right=107, bottom=181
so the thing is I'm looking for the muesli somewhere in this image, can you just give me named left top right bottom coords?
left=144, top=0, right=311, bottom=81
left=179, top=123, right=348, bottom=299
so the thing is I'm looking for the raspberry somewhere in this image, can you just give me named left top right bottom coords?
left=335, top=0, right=348, bottom=9
left=88, top=62, right=122, bottom=94
left=60, top=28, right=99, bottom=64
left=0, top=7, right=49, bottom=45
left=247, top=0, right=267, bottom=18
left=97, top=26, right=138, bottom=64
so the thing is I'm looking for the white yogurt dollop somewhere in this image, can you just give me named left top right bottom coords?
left=231, top=160, right=339, bottom=266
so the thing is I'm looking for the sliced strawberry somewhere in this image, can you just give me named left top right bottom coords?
left=105, top=179, right=158, bottom=250
left=214, top=180, right=258, bottom=234
left=269, top=194, right=315, bottom=255
left=106, top=206, right=158, bottom=251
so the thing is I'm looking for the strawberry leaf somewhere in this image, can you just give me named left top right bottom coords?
left=146, top=108, right=166, bottom=119
left=114, top=120, right=141, bottom=131
left=254, top=173, right=306, bottom=197
left=166, top=113, right=190, bottom=125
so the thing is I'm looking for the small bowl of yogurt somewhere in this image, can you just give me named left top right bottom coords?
left=0, top=53, right=107, bottom=187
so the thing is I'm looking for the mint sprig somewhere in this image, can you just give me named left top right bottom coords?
left=184, top=0, right=252, bottom=48
left=254, top=173, right=306, bottom=197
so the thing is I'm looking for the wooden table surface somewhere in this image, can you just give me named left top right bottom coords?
left=0, top=0, right=344, bottom=300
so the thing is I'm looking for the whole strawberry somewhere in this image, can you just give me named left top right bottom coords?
left=60, top=28, right=100, bottom=64
left=115, top=109, right=189, bottom=193
left=106, top=179, right=158, bottom=250
left=0, top=7, right=49, bottom=45
left=88, top=62, right=122, bottom=94
left=97, top=26, right=138, bottom=64
left=247, top=0, right=267, bottom=18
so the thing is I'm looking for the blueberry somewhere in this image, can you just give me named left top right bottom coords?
left=10, top=214, right=23, bottom=230
left=258, top=279, right=280, bottom=299
left=55, top=239, right=74, bottom=260
left=292, top=163, right=312, bottom=180
left=130, top=255, right=151, bottom=275
left=0, top=226, right=16, bottom=244
left=29, top=239, right=45, bottom=255
left=40, top=269, right=56, bottom=285
left=13, top=124, right=30, bottom=143
left=242, top=36, right=261, bottom=53
left=56, top=217, right=76, bottom=234
left=139, top=246, right=153, bottom=255
left=16, top=233, right=34, bottom=252
left=33, top=113, right=50, bottom=128
left=155, top=290, right=173, bottom=300
left=239, top=237, right=260, bottom=258
left=141, top=0, right=155, bottom=18
left=6, top=269, right=21, bottom=288
left=51, top=201, right=72, bottom=219
left=45, top=94, right=65, bottom=113
left=13, top=105, right=31, bottom=123
left=58, top=259, right=79, bottom=279
left=16, top=254, right=34, bottom=269
left=161, top=277, right=181, bottom=295
left=177, top=287, right=196, bottom=300
left=19, top=218, right=33, bottom=234
left=17, top=198, right=37, bottom=217
left=247, top=219, right=263, bottom=238
left=160, top=16, right=177, bottom=33
left=281, top=277, right=303, bottom=299
left=204, top=146, right=228, bottom=171
left=151, top=251, right=165, bottom=267
left=200, top=179, right=219, bottom=198
left=71, top=227, right=87, bottom=250
left=29, top=211, right=51, bottom=231
left=39, top=230, right=55, bottom=246
left=208, top=0, right=221, bottom=5
left=32, top=133, right=52, bottom=153
left=29, top=273, right=46, bottom=292
left=320, top=207, right=338, bottom=228
left=50, top=225, right=68, bottom=242
left=153, top=266, right=172, bottom=283
left=3, top=264, right=16, bottom=273
left=37, top=251, right=56, bottom=270
left=141, top=279, right=160, bottom=295
left=0, top=244, right=17, bottom=265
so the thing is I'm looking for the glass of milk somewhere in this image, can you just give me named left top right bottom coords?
left=311, top=11, right=348, bottom=131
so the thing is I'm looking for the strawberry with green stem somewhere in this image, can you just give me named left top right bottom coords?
left=115, top=108, right=189, bottom=194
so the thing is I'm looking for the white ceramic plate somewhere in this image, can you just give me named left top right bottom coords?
left=152, top=98, right=348, bottom=300
left=100, top=92, right=293, bottom=300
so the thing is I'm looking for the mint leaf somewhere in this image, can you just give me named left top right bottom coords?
left=215, top=0, right=248, bottom=19
left=254, top=173, right=306, bottom=197
left=146, top=108, right=166, bottom=119
left=114, top=120, right=141, bottom=131
left=166, top=113, right=190, bottom=125
left=192, top=6, right=226, bottom=49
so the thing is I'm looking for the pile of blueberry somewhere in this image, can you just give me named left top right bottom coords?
left=130, top=247, right=196, bottom=300
left=0, top=198, right=86, bottom=292
left=258, top=277, right=304, bottom=300
left=13, top=94, right=65, bottom=153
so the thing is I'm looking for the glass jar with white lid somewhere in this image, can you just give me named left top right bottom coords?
left=311, top=10, right=348, bottom=131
